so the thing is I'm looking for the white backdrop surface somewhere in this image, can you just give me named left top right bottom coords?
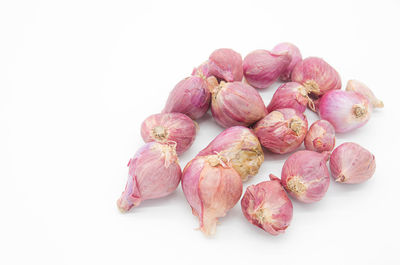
left=1, top=1, right=399, bottom=264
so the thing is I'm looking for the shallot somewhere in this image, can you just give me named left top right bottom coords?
left=272, top=42, right=302, bottom=81
left=319, top=90, right=372, bottom=133
left=141, top=112, right=197, bottom=155
left=281, top=150, right=330, bottom=203
left=210, top=81, right=267, bottom=128
left=346, top=79, right=384, bottom=108
left=266, top=82, right=310, bottom=113
left=198, top=126, right=264, bottom=181
left=181, top=155, right=242, bottom=235
left=304, top=120, right=335, bottom=152
left=163, top=75, right=218, bottom=120
left=117, top=142, right=182, bottom=212
left=241, top=174, right=293, bottom=235
left=254, top=108, right=308, bottom=154
left=291, top=57, right=341, bottom=110
left=243, top=49, right=290, bottom=89
left=208, top=48, right=243, bottom=82
left=330, top=142, right=375, bottom=184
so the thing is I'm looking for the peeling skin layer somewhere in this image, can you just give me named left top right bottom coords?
left=211, top=81, right=267, bottom=128
left=330, top=142, right=375, bottom=184
left=241, top=178, right=293, bottom=235
left=141, top=112, right=197, bottom=155
left=281, top=150, right=330, bottom=203
left=198, top=126, right=264, bottom=181
left=117, top=142, right=182, bottom=212
left=319, top=90, right=372, bottom=133
left=254, top=108, right=308, bottom=154
left=181, top=155, right=242, bottom=236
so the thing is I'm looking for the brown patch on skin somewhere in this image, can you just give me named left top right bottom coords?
left=289, top=118, right=303, bottom=135
left=352, top=104, right=367, bottom=118
left=298, top=85, right=316, bottom=111
left=207, top=154, right=227, bottom=167
left=211, top=81, right=226, bottom=100
left=255, top=207, right=271, bottom=224
left=152, top=126, right=168, bottom=141
left=335, top=173, right=346, bottom=183
left=287, top=176, right=306, bottom=195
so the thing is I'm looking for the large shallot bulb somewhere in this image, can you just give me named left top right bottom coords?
left=319, top=90, right=372, bottom=133
left=198, top=126, right=264, bottom=181
left=181, top=155, right=242, bottom=236
left=117, top=142, right=182, bottom=212
left=330, top=142, right=376, bottom=184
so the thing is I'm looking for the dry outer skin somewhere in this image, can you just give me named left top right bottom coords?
left=198, top=126, right=264, bottom=181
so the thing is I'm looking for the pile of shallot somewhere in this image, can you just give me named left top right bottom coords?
left=117, top=44, right=382, bottom=236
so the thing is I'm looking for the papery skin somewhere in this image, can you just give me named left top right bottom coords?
left=241, top=174, right=293, bottom=235
left=272, top=43, right=302, bottom=81
left=211, top=81, right=267, bottom=128
left=198, top=126, right=264, bottom=181
left=291, top=57, right=341, bottom=98
left=181, top=155, right=243, bottom=236
left=207, top=48, right=243, bottom=82
left=304, top=120, right=335, bottom=152
left=281, top=150, right=330, bottom=203
left=254, top=108, right=308, bottom=154
left=319, top=90, right=372, bottom=133
left=266, top=82, right=309, bottom=113
left=243, top=49, right=290, bottom=89
left=346, top=79, right=384, bottom=108
left=140, top=113, right=197, bottom=155
left=117, top=142, right=182, bottom=212
left=330, top=142, right=376, bottom=184
left=163, top=75, right=215, bottom=120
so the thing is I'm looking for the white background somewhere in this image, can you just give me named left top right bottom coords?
left=1, top=0, right=399, bottom=264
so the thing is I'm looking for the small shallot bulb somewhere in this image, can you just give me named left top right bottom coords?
left=254, top=108, right=308, bottom=154
left=272, top=42, right=302, bottom=81
left=208, top=48, right=243, bottom=82
left=241, top=174, right=293, bottom=236
left=243, top=49, right=290, bottom=89
left=198, top=126, right=264, bottom=181
left=346, top=79, right=384, bottom=108
left=291, top=57, right=341, bottom=109
left=281, top=150, right=330, bottom=203
left=319, top=90, right=372, bottom=133
left=211, top=81, right=267, bottom=128
left=181, top=155, right=242, bottom=236
left=266, top=82, right=310, bottom=113
left=304, top=120, right=335, bottom=152
left=140, top=113, right=197, bottom=155
left=330, top=142, right=376, bottom=184
left=163, top=75, right=218, bottom=120
left=117, top=142, right=182, bottom=212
